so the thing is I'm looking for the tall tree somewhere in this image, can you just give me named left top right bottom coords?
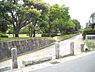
left=72, top=19, right=81, bottom=31
left=47, top=4, right=63, bottom=36
left=0, top=0, right=47, bottom=37
left=65, top=18, right=75, bottom=33
left=24, top=0, right=49, bottom=37
left=48, top=4, right=71, bottom=35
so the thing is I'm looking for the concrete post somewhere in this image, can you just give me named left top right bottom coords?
left=55, top=41, right=60, bottom=59
left=11, top=48, right=18, bottom=69
left=70, top=42, right=74, bottom=55
left=81, top=44, right=84, bottom=52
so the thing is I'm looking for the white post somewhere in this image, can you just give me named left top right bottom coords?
left=55, top=41, right=60, bottom=59
left=70, top=42, right=74, bottom=55
left=81, top=44, right=84, bottom=52
left=11, top=48, right=18, bottom=69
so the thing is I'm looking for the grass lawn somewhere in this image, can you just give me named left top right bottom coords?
left=7, top=34, right=41, bottom=38
left=0, top=34, right=42, bottom=42
left=53, top=34, right=77, bottom=41
left=7, top=34, right=29, bottom=38
left=0, top=34, right=78, bottom=42
left=87, top=40, right=95, bottom=48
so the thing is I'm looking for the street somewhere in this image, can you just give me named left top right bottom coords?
left=31, top=52, right=95, bottom=72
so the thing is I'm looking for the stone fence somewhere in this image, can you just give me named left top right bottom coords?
left=0, top=38, right=55, bottom=61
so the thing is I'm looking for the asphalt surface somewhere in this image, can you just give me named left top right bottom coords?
left=31, top=52, right=95, bottom=72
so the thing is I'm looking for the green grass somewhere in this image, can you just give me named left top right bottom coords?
left=7, top=34, right=29, bottom=37
left=0, top=34, right=78, bottom=42
left=7, top=34, right=41, bottom=38
left=0, top=34, right=42, bottom=42
left=0, top=37, right=31, bottom=42
left=55, top=34, right=77, bottom=41
left=88, top=40, right=95, bottom=48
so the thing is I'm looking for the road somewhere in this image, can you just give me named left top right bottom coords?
left=31, top=52, right=95, bottom=72
left=0, top=34, right=83, bottom=68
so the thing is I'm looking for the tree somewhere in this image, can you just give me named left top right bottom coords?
left=0, top=21, right=8, bottom=33
left=72, top=19, right=81, bottom=31
left=48, top=4, right=71, bottom=35
left=0, top=0, right=29, bottom=37
left=38, top=20, right=48, bottom=33
left=0, top=0, right=47, bottom=37
left=20, top=26, right=28, bottom=34
left=0, top=1, right=9, bottom=33
left=27, top=24, right=34, bottom=37
left=47, top=4, right=63, bottom=36
left=24, top=0, right=49, bottom=37
left=0, top=0, right=80, bottom=37
left=7, top=25, right=14, bottom=34
left=65, top=18, right=75, bottom=34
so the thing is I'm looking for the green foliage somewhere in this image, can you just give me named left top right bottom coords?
left=42, top=33, right=57, bottom=37
left=27, top=24, right=34, bottom=37
left=7, top=25, right=14, bottom=34
left=72, top=19, right=81, bottom=31
left=0, top=0, right=48, bottom=37
left=47, top=4, right=72, bottom=36
left=24, top=0, right=49, bottom=37
left=65, top=18, right=75, bottom=33
left=56, top=34, right=77, bottom=41
left=0, top=0, right=81, bottom=37
left=41, top=33, right=49, bottom=37
left=0, top=32, right=8, bottom=38
left=88, top=40, right=95, bottom=48
left=82, top=28, right=95, bottom=39
left=20, top=26, right=29, bottom=34
left=0, top=22, right=8, bottom=33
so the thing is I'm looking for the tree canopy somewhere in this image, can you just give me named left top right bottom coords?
left=0, top=0, right=81, bottom=37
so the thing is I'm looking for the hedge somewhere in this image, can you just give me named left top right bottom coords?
left=82, top=28, right=95, bottom=39
left=42, top=33, right=57, bottom=37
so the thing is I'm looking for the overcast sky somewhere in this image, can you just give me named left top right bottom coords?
left=44, top=0, right=95, bottom=28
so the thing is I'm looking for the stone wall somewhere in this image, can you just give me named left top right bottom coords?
left=0, top=38, right=55, bottom=61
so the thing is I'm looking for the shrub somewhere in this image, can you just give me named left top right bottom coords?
left=51, top=33, right=57, bottom=37
left=42, top=33, right=57, bottom=37
left=82, top=28, right=95, bottom=39
left=0, top=32, right=8, bottom=38
left=42, top=33, right=49, bottom=37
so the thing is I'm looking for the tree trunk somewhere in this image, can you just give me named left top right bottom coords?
left=59, top=26, right=63, bottom=34
left=55, top=27, right=57, bottom=35
left=29, top=29, right=33, bottom=37
left=14, top=28, right=20, bottom=37
left=32, top=21, right=36, bottom=37
left=30, top=30, right=33, bottom=37
left=33, top=30, right=36, bottom=37
left=15, top=34, right=19, bottom=37
left=30, top=32, right=32, bottom=37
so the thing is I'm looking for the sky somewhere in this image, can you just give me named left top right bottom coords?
left=44, top=0, right=95, bottom=28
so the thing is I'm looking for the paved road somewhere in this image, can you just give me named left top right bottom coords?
left=0, top=34, right=83, bottom=68
left=31, top=52, right=95, bottom=72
